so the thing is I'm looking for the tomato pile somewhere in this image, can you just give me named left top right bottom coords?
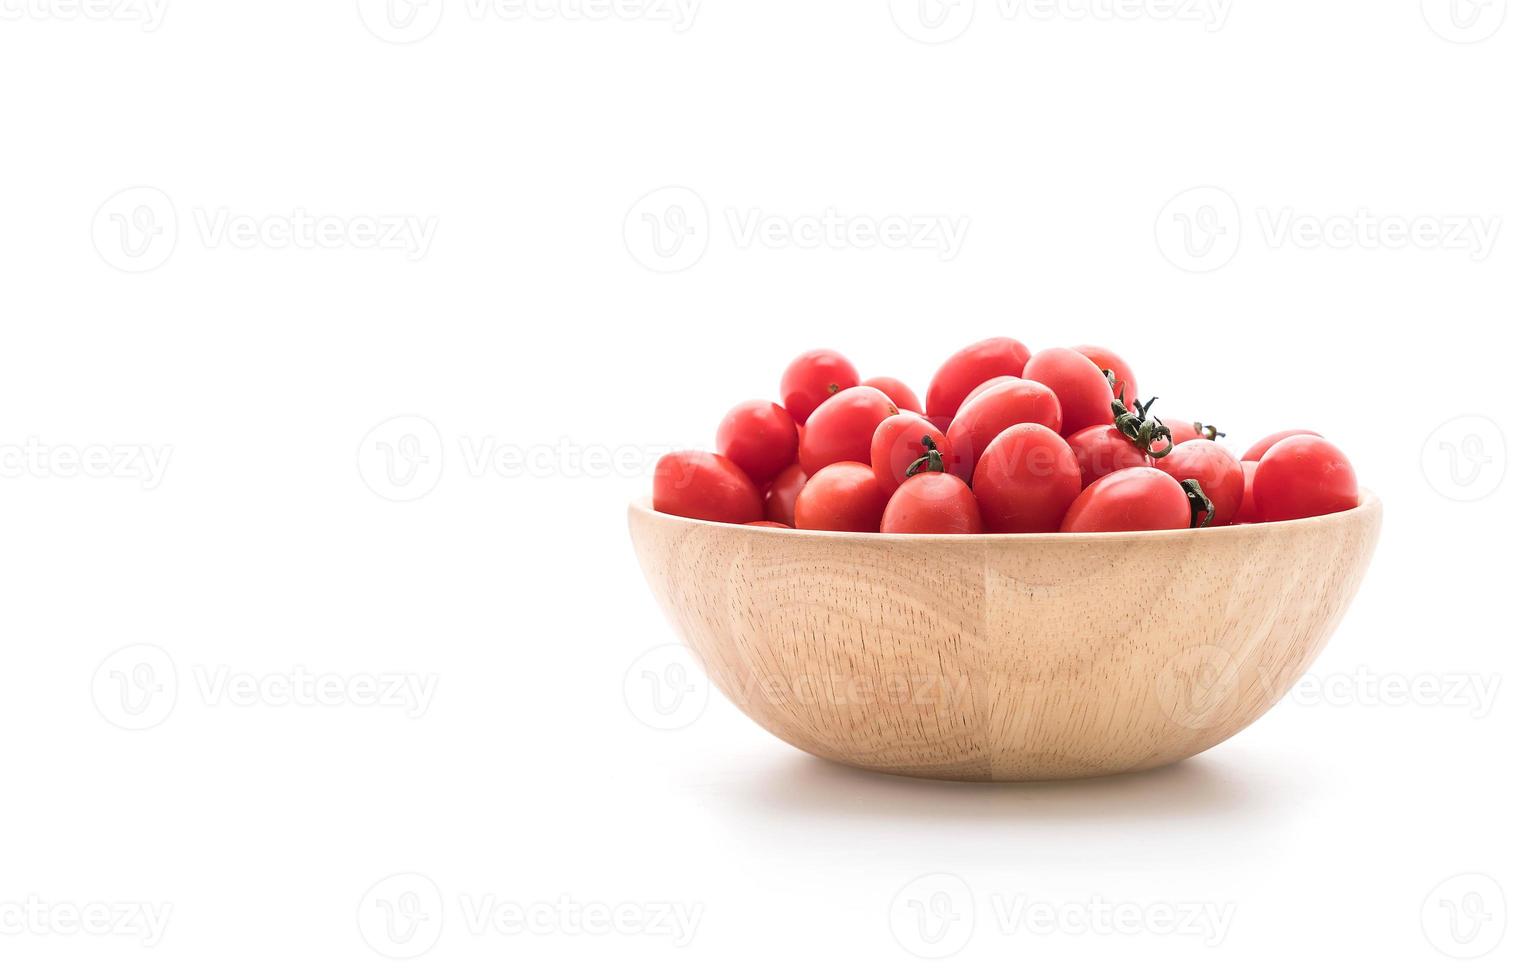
left=652, top=340, right=1360, bottom=534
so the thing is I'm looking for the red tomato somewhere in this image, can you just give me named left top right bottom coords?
left=745, top=521, right=790, bottom=528
left=924, top=337, right=1032, bottom=424
left=780, top=349, right=859, bottom=424
left=1066, top=424, right=1152, bottom=488
left=971, top=423, right=1082, bottom=533
left=763, top=463, right=807, bottom=526
left=870, top=414, right=955, bottom=493
left=1155, top=439, right=1244, bottom=526
left=862, top=376, right=922, bottom=415
left=799, top=386, right=898, bottom=475
left=945, top=378, right=1061, bottom=476
left=1072, top=344, right=1138, bottom=410
left=880, top=473, right=983, bottom=534
left=1243, top=429, right=1322, bottom=462
left=1060, top=467, right=1191, bottom=533
left=960, top=375, right=1018, bottom=410
left=715, top=400, right=798, bottom=486
left=1022, top=347, right=1116, bottom=435
left=793, top=461, right=889, bottom=532
left=1234, top=460, right=1259, bottom=523
left=1253, top=435, right=1358, bottom=522
left=653, top=451, right=762, bottom=525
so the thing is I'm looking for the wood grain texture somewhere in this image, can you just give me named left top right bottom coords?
left=628, top=493, right=1381, bottom=781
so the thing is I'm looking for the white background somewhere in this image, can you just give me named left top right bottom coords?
left=1, top=0, right=1511, bottom=976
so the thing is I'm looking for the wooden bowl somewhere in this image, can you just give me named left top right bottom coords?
left=628, top=493, right=1381, bottom=781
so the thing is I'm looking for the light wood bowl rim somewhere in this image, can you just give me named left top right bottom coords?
left=630, top=489, right=1380, bottom=543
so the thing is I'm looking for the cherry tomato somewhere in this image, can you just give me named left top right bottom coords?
left=1242, top=429, right=1321, bottom=462
left=924, top=337, right=1032, bottom=424
left=1155, top=439, right=1244, bottom=526
left=780, top=349, right=859, bottom=424
left=745, top=520, right=790, bottom=528
left=1072, top=344, right=1139, bottom=410
left=1253, top=435, right=1358, bottom=522
left=960, top=375, right=1018, bottom=410
left=862, top=376, right=922, bottom=415
left=870, top=414, right=955, bottom=493
left=764, top=463, right=807, bottom=526
left=715, top=400, right=798, bottom=486
left=945, top=378, right=1061, bottom=476
left=1060, top=467, right=1191, bottom=533
left=799, top=386, right=898, bottom=475
left=971, top=423, right=1082, bottom=533
left=1066, top=424, right=1151, bottom=487
left=653, top=451, right=762, bottom=525
left=794, top=461, right=889, bottom=532
left=1233, top=460, right=1259, bottom=523
left=1022, top=347, right=1116, bottom=435
left=881, top=473, right=983, bottom=534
